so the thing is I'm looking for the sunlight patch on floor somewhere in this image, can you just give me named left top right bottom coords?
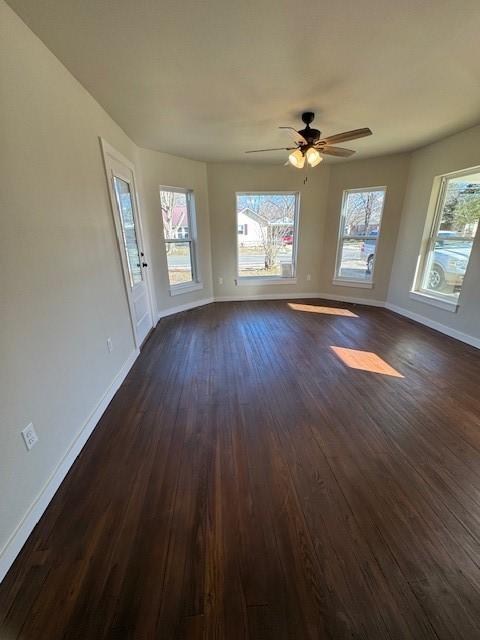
left=288, top=303, right=358, bottom=317
left=331, top=346, right=404, bottom=377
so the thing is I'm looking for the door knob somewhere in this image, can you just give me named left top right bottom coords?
left=142, top=262, right=148, bottom=267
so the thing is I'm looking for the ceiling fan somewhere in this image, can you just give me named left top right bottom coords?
left=245, top=112, right=372, bottom=168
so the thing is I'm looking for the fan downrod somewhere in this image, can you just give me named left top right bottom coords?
left=299, top=112, right=320, bottom=144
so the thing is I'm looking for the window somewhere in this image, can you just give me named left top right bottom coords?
left=236, top=193, right=299, bottom=280
left=334, top=187, right=386, bottom=285
left=160, top=188, right=200, bottom=292
left=414, top=168, right=480, bottom=303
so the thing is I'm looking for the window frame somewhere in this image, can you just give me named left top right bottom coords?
left=235, top=191, right=301, bottom=285
left=333, top=186, right=387, bottom=288
left=412, top=166, right=480, bottom=311
left=159, top=186, right=202, bottom=296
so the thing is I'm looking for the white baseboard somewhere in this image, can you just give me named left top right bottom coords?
left=0, top=348, right=140, bottom=584
left=214, top=291, right=385, bottom=307
left=385, top=302, right=480, bottom=349
left=215, top=292, right=321, bottom=302
left=157, top=296, right=214, bottom=321
left=313, top=293, right=385, bottom=307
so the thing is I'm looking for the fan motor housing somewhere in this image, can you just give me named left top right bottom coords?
left=298, top=127, right=321, bottom=144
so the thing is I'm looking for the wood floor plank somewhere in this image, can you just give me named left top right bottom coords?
left=1, top=299, right=479, bottom=639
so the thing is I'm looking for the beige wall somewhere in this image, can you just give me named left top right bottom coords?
left=208, top=163, right=331, bottom=299
left=207, top=155, right=410, bottom=302
left=137, top=148, right=213, bottom=315
left=387, top=125, right=480, bottom=342
left=0, top=0, right=140, bottom=556
left=0, top=0, right=212, bottom=570
left=321, top=154, right=410, bottom=301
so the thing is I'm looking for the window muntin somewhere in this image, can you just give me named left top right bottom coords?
left=417, top=170, right=480, bottom=300
left=335, top=188, right=386, bottom=283
left=236, top=193, right=299, bottom=279
left=160, top=188, right=198, bottom=288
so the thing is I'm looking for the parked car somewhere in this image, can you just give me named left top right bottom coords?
left=282, top=234, right=294, bottom=245
left=360, top=231, right=378, bottom=274
left=427, top=240, right=470, bottom=291
left=360, top=230, right=470, bottom=290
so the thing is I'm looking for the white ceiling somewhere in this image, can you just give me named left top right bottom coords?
left=7, top=0, right=480, bottom=163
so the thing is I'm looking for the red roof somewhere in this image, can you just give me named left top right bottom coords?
left=164, top=205, right=187, bottom=226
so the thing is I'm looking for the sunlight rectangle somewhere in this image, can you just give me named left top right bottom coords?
left=331, top=346, right=404, bottom=377
left=288, top=303, right=358, bottom=317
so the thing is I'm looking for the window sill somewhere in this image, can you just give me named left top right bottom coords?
left=332, top=279, right=373, bottom=289
left=236, top=277, right=297, bottom=287
left=409, top=290, right=459, bottom=313
left=169, top=281, right=203, bottom=297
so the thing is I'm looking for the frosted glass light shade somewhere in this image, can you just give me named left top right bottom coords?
left=306, top=147, right=322, bottom=167
left=288, top=149, right=305, bottom=168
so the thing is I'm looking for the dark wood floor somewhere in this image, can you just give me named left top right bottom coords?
left=1, top=300, right=480, bottom=639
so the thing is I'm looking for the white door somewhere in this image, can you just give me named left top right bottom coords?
left=101, top=140, right=154, bottom=348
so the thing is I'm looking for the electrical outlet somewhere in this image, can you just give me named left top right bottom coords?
left=306, top=273, right=311, bottom=281
left=106, top=338, right=113, bottom=353
left=22, top=423, right=38, bottom=451
left=218, top=277, right=223, bottom=285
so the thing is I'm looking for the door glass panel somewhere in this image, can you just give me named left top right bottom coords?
left=113, top=176, right=142, bottom=286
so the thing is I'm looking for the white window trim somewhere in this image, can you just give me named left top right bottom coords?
left=332, top=278, right=373, bottom=289
left=159, top=186, right=202, bottom=295
left=412, top=165, right=480, bottom=308
left=236, top=277, right=297, bottom=287
left=333, top=186, right=387, bottom=287
left=409, top=290, right=459, bottom=312
left=235, top=191, right=300, bottom=282
left=169, top=281, right=204, bottom=296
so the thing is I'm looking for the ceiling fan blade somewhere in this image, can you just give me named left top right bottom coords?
left=318, top=146, right=356, bottom=157
left=245, top=147, right=296, bottom=153
left=279, top=127, right=307, bottom=144
left=317, top=127, right=372, bottom=146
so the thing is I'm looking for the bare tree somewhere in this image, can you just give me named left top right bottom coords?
left=346, top=191, right=384, bottom=234
left=259, top=196, right=293, bottom=269
left=160, top=191, right=186, bottom=253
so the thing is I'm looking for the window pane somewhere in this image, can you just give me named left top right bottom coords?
left=160, top=191, right=190, bottom=240
left=236, top=193, right=297, bottom=278
left=437, top=173, right=480, bottom=239
left=113, top=176, right=142, bottom=286
left=338, top=238, right=376, bottom=282
left=422, top=239, right=473, bottom=296
left=165, top=241, right=194, bottom=285
left=342, top=190, right=385, bottom=237
left=419, top=171, right=480, bottom=299
left=335, top=188, right=385, bottom=283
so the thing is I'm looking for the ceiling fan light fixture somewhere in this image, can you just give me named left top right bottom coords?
left=288, top=148, right=305, bottom=168
left=306, top=147, right=322, bottom=167
left=245, top=113, right=371, bottom=165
